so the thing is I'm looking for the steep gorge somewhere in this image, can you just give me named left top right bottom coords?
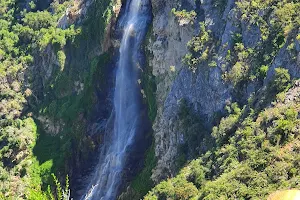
left=0, top=0, right=300, bottom=199
left=80, top=0, right=152, bottom=199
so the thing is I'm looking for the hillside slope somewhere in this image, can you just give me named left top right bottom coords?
left=141, top=0, right=300, bottom=199
left=145, top=79, right=300, bottom=199
left=0, top=0, right=118, bottom=198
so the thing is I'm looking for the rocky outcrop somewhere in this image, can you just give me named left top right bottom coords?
left=266, top=40, right=300, bottom=83
left=32, top=45, right=58, bottom=87
left=148, top=0, right=300, bottom=183
left=37, top=116, right=64, bottom=135
left=58, top=0, right=93, bottom=29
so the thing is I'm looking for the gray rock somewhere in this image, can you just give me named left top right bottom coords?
left=148, top=0, right=300, bottom=183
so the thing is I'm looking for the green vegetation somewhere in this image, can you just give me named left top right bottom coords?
left=171, top=8, right=197, bottom=25
left=28, top=174, right=71, bottom=200
left=227, top=0, right=299, bottom=88
left=145, top=76, right=300, bottom=200
left=145, top=1, right=300, bottom=198
left=1, top=0, right=300, bottom=199
left=272, top=68, right=291, bottom=92
left=236, top=0, right=300, bottom=36
left=131, top=143, right=157, bottom=197
left=223, top=43, right=255, bottom=86
left=145, top=168, right=199, bottom=200
left=57, top=50, right=66, bottom=71
left=183, top=0, right=300, bottom=93
left=183, top=22, right=215, bottom=73
left=0, top=0, right=114, bottom=198
left=142, top=36, right=157, bottom=122
left=0, top=0, right=80, bottom=197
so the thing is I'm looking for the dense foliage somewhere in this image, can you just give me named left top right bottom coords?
left=146, top=0, right=300, bottom=199
left=145, top=78, right=300, bottom=200
left=0, top=0, right=80, bottom=198
left=0, top=0, right=117, bottom=198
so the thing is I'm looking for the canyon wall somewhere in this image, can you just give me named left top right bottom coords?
left=148, top=0, right=300, bottom=183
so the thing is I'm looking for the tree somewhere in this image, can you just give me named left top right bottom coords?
left=272, top=67, right=291, bottom=92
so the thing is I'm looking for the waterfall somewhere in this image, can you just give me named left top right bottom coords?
left=82, top=0, right=152, bottom=199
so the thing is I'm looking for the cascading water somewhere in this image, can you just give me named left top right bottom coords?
left=82, top=0, right=152, bottom=199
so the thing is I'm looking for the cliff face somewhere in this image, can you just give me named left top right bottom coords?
left=148, top=0, right=231, bottom=182
left=148, top=0, right=300, bottom=183
left=149, top=0, right=198, bottom=181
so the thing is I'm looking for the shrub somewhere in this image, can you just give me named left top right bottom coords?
left=272, top=67, right=291, bottom=92
left=145, top=82, right=300, bottom=200
left=258, top=65, right=269, bottom=79
left=172, top=8, right=197, bottom=25
left=23, top=11, right=56, bottom=30
left=57, top=50, right=66, bottom=71
left=183, top=22, right=214, bottom=72
left=226, top=62, right=249, bottom=86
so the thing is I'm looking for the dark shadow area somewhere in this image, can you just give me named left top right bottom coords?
left=36, top=0, right=52, bottom=11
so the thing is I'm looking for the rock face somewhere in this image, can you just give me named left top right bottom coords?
left=148, top=0, right=300, bottom=182
left=58, top=0, right=93, bottom=29
left=148, top=0, right=231, bottom=182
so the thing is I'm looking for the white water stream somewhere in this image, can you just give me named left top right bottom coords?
left=82, top=0, right=151, bottom=199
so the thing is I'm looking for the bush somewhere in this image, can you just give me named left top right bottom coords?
left=272, top=67, right=291, bottom=92
left=57, top=50, right=66, bottom=71
left=183, top=22, right=214, bottom=72
left=23, top=11, right=56, bottom=30
left=226, top=62, right=249, bottom=86
left=171, top=8, right=197, bottom=25
left=258, top=65, right=269, bottom=79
